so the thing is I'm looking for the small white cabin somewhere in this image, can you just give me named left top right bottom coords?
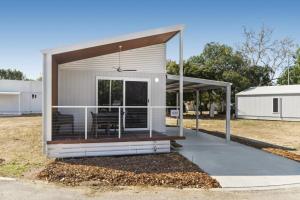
left=236, top=85, right=300, bottom=121
left=0, top=80, right=42, bottom=115
left=42, top=25, right=232, bottom=158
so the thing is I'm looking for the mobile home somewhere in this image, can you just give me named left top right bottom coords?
left=236, top=85, right=300, bottom=121
left=0, top=80, right=42, bottom=115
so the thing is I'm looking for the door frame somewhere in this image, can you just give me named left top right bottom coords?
left=95, top=76, right=151, bottom=131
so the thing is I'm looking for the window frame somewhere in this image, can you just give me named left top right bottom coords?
left=272, top=98, right=279, bottom=113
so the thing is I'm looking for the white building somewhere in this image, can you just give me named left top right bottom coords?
left=236, top=85, right=300, bottom=121
left=0, top=80, right=42, bottom=115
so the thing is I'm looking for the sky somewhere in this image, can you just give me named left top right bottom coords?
left=0, top=0, right=300, bottom=79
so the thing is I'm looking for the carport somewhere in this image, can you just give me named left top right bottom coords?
left=166, top=74, right=232, bottom=141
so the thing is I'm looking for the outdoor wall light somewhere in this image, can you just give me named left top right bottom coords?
left=154, top=77, right=159, bottom=83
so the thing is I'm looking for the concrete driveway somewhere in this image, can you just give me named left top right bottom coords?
left=167, top=127, right=300, bottom=188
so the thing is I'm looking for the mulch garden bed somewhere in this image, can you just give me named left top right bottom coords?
left=199, top=128, right=300, bottom=163
left=38, top=153, right=220, bottom=189
left=263, top=148, right=300, bottom=162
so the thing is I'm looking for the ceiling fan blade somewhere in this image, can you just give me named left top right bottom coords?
left=122, top=69, right=137, bottom=72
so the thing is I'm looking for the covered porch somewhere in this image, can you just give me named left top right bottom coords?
left=166, top=74, right=232, bottom=141
left=49, top=71, right=232, bottom=144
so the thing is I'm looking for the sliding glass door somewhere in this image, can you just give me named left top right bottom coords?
left=97, top=77, right=149, bottom=130
left=125, top=81, right=148, bottom=129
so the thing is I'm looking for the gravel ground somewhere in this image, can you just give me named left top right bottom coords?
left=38, top=153, right=220, bottom=189
left=1, top=179, right=300, bottom=200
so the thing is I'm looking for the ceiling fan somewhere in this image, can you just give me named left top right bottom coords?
left=113, top=45, right=137, bottom=72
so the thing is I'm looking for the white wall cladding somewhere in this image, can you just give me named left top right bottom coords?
left=57, top=44, right=167, bottom=133
left=0, top=80, right=42, bottom=93
left=0, top=95, right=19, bottom=113
left=59, top=44, right=166, bottom=73
left=0, top=80, right=42, bottom=114
left=236, top=95, right=300, bottom=121
left=47, top=141, right=170, bottom=158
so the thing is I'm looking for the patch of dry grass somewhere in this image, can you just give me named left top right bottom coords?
left=0, top=116, right=50, bottom=177
left=166, top=116, right=300, bottom=155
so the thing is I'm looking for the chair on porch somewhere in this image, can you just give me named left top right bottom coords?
left=52, top=111, right=74, bottom=135
left=91, top=111, right=123, bottom=138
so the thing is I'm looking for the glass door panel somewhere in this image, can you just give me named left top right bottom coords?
left=125, top=81, right=148, bottom=129
left=111, top=80, right=123, bottom=111
left=98, top=79, right=123, bottom=112
left=97, top=78, right=148, bottom=129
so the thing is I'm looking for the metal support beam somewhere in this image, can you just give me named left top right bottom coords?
left=84, top=107, right=88, bottom=140
left=176, top=92, right=179, bottom=126
left=196, top=90, right=199, bottom=133
left=118, top=107, right=121, bottom=139
left=179, top=31, right=184, bottom=137
left=226, top=85, right=231, bottom=141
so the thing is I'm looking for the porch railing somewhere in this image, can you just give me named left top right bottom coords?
left=51, top=106, right=180, bottom=140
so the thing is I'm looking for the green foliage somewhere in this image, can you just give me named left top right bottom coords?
left=277, top=48, right=300, bottom=85
left=0, top=69, right=26, bottom=80
left=166, top=42, right=274, bottom=112
left=277, top=65, right=300, bottom=85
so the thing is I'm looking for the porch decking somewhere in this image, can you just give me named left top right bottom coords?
left=48, top=130, right=185, bottom=144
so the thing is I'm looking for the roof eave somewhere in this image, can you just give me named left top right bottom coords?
left=41, top=24, right=184, bottom=55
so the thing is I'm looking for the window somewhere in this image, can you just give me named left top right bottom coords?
left=273, top=98, right=279, bottom=113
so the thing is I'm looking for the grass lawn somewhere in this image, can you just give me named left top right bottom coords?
left=1, top=114, right=300, bottom=183
left=0, top=116, right=219, bottom=188
left=166, top=115, right=300, bottom=155
left=0, top=116, right=50, bottom=177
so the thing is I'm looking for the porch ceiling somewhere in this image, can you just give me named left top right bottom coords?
left=166, top=74, right=232, bottom=92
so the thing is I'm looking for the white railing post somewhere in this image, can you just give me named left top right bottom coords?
left=149, top=107, right=152, bottom=138
left=85, top=106, right=88, bottom=140
left=118, top=107, right=121, bottom=139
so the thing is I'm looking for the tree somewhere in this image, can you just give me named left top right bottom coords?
left=241, top=65, right=273, bottom=86
left=166, top=42, right=274, bottom=113
left=240, top=25, right=297, bottom=80
left=0, top=69, right=26, bottom=80
left=277, top=65, right=300, bottom=85
left=277, top=48, right=300, bottom=85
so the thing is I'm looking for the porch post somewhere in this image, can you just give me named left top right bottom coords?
left=176, top=92, right=179, bottom=126
left=179, top=30, right=184, bottom=137
left=226, top=85, right=231, bottom=141
left=44, top=53, right=52, bottom=142
left=42, top=53, right=52, bottom=154
left=84, top=106, right=88, bottom=140
left=196, top=90, right=199, bottom=133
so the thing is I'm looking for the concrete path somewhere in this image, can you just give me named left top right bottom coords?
left=1, top=178, right=300, bottom=200
left=167, top=127, right=300, bottom=188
